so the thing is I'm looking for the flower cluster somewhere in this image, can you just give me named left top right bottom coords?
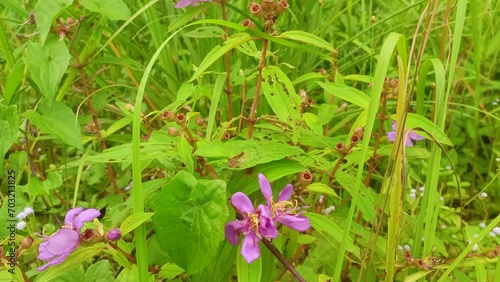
left=16, top=206, right=35, bottom=230
left=225, top=174, right=310, bottom=263
left=37, top=207, right=101, bottom=271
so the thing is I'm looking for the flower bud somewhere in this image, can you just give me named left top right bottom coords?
left=261, top=0, right=275, bottom=12
left=248, top=2, right=264, bottom=18
left=383, top=77, right=390, bottom=89
left=195, top=117, right=205, bottom=126
left=107, top=228, right=121, bottom=241
left=162, top=110, right=175, bottom=122
left=20, top=236, right=34, bottom=250
left=275, top=0, right=289, bottom=16
left=299, top=171, right=313, bottom=186
left=390, top=78, right=399, bottom=88
left=167, top=127, right=179, bottom=137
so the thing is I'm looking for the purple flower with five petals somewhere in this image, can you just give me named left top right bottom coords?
left=386, top=120, right=424, bottom=147
left=37, top=207, right=100, bottom=271
left=225, top=192, right=278, bottom=263
left=258, top=174, right=311, bottom=232
left=175, top=0, right=211, bottom=8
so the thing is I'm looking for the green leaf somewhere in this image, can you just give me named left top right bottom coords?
left=183, top=26, right=225, bottom=38
left=189, top=33, right=252, bottom=82
left=27, top=177, right=48, bottom=196
left=120, top=212, right=154, bottom=236
left=227, top=159, right=306, bottom=195
left=0, top=104, right=18, bottom=174
left=3, top=62, right=25, bottom=105
left=26, top=39, right=70, bottom=102
left=23, top=99, right=83, bottom=150
left=152, top=171, right=229, bottom=274
left=306, top=183, right=339, bottom=198
left=33, top=0, right=73, bottom=44
left=280, top=30, right=334, bottom=52
left=206, top=75, right=225, bottom=140
left=261, top=66, right=301, bottom=122
left=306, top=213, right=360, bottom=258
left=237, top=244, right=262, bottom=282
left=80, top=0, right=131, bottom=21
left=43, top=171, right=63, bottom=192
left=302, top=113, right=323, bottom=136
left=178, top=136, right=195, bottom=173
left=336, top=171, right=376, bottom=222
left=158, top=263, right=185, bottom=280
left=195, top=139, right=304, bottom=169
left=318, top=81, right=370, bottom=109
left=84, top=260, right=115, bottom=282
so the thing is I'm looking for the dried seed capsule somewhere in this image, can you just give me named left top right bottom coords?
left=275, top=0, right=289, bottom=16
left=299, top=171, right=313, bottom=185
left=242, top=18, right=256, bottom=29
left=167, top=127, right=179, bottom=137
left=162, top=110, right=175, bottom=122
left=261, top=0, right=275, bottom=12
left=248, top=2, right=264, bottom=18
left=175, top=113, right=186, bottom=125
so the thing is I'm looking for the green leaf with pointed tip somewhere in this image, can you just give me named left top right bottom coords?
left=152, top=171, right=228, bottom=274
left=120, top=212, right=154, bottom=235
left=23, top=99, right=83, bottom=150
left=261, top=66, right=301, bottom=122
left=80, top=0, right=131, bottom=21
left=34, top=0, right=73, bottom=44
left=0, top=104, right=18, bottom=174
left=318, top=81, right=370, bottom=109
left=280, top=30, right=334, bottom=52
left=26, top=39, right=70, bottom=102
left=392, top=113, right=453, bottom=146
left=84, top=260, right=115, bottom=282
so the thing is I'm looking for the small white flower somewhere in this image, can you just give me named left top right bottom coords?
left=496, top=157, right=500, bottom=162
left=410, top=189, right=416, bottom=194
left=480, top=192, right=488, bottom=199
left=490, top=231, right=497, bottom=237
left=419, top=186, right=425, bottom=192
left=421, top=237, right=425, bottom=242
left=328, top=205, right=336, bottom=212
left=16, top=212, right=27, bottom=220
left=493, top=101, right=498, bottom=106
left=318, top=195, right=324, bottom=203
left=16, top=221, right=27, bottom=230
left=493, top=227, right=500, bottom=235
left=410, top=193, right=417, bottom=200
left=445, top=165, right=451, bottom=170
left=404, top=244, right=411, bottom=251
left=471, top=244, right=478, bottom=251
left=37, top=147, right=42, bottom=152
left=397, top=245, right=404, bottom=251
left=441, top=225, right=447, bottom=229
left=440, top=196, right=444, bottom=202
left=452, top=234, right=456, bottom=239
left=479, top=222, right=486, bottom=229
left=23, top=206, right=34, bottom=216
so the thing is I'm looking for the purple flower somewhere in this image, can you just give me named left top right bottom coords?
left=107, top=228, right=121, bottom=241
left=225, top=192, right=278, bottom=263
left=258, top=174, right=311, bottom=232
left=175, top=0, right=211, bottom=8
left=386, top=120, right=424, bottom=147
left=37, top=207, right=100, bottom=271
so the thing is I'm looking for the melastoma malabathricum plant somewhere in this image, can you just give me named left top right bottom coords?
left=387, top=120, right=425, bottom=147
left=225, top=174, right=310, bottom=263
left=174, top=0, right=211, bottom=8
left=37, top=207, right=100, bottom=271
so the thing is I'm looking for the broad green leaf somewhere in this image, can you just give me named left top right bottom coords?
left=152, top=171, right=229, bottom=274
left=36, top=246, right=105, bottom=282
left=120, top=212, right=154, bottom=235
left=227, top=159, right=306, bottom=195
left=80, top=0, right=131, bottom=21
left=33, top=0, right=73, bottom=44
left=193, top=239, right=237, bottom=282
left=306, top=213, right=360, bottom=258
left=302, top=113, right=323, bottom=136
left=43, top=171, right=63, bottom=192
left=280, top=30, right=334, bottom=52
left=27, top=177, right=47, bottom=196
left=8, top=151, right=28, bottom=171
left=306, top=183, right=339, bottom=198
left=23, top=99, right=83, bottom=150
left=3, top=62, right=25, bottom=105
left=84, top=260, right=115, bottom=282
left=0, top=104, right=18, bottom=174
left=392, top=113, right=453, bottom=146
left=195, top=139, right=304, bottom=169
left=26, top=39, right=70, bottom=102
left=56, top=265, right=85, bottom=282
left=189, top=33, right=252, bottom=82
left=106, top=245, right=132, bottom=269
left=237, top=244, right=262, bottom=282
left=158, top=263, right=185, bottom=280
left=336, top=171, right=376, bottom=222
left=83, top=142, right=175, bottom=164
left=473, top=257, right=486, bottom=282
left=178, top=136, right=195, bottom=173
left=292, top=72, right=326, bottom=85
left=261, top=66, right=301, bottom=122
left=318, top=81, right=370, bottom=109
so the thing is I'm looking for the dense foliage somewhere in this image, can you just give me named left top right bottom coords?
left=0, top=0, right=499, bottom=281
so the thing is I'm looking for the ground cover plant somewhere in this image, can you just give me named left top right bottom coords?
left=0, top=0, right=499, bottom=281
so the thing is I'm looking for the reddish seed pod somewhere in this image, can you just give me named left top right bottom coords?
left=350, top=135, right=360, bottom=145
left=175, top=113, right=186, bottom=125
left=335, top=142, right=345, bottom=153
left=390, top=78, right=399, bottom=88
left=353, top=127, right=364, bottom=139
left=162, top=110, right=175, bottom=122
left=299, top=171, right=313, bottom=186
left=383, top=77, right=390, bottom=88
left=195, top=117, right=204, bottom=126
left=248, top=2, right=264, bottom=18
left=223, top=131, right=232, bottom=140
left=20, top=236, right=34, bottom=249
left=242, top=18, right=256, bottom=29
left=261, top=0, right=275, bottom=12
left=167, top=127, right=179, bottom=137
left=275, top=0, right=289, bottom=16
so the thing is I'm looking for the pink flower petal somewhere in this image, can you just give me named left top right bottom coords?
left=278, top=184, right=293, bottom=202
left=72, top=208, right=100, bottom=231
left=405, top=137, right=414, bottom=147
left=258, top=173, right=273, bottom=206
left=225, top=221, right=243, bottom=246
left=387, top=131, right=397, bottom=142
left=37, top=228, right=80, bottom=271
left=241, top=232, right=261, bottom=263
left=231, top=192, right=255, bottom=214
left=276, top=215, right=311, bottom=232
left=409, top=131, right=425, bottom=141
left=64, top=207, right=84, bottom=227
left=256, top=205, right=278, bottom=239
left=391, top=120, right=397, bottom=131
